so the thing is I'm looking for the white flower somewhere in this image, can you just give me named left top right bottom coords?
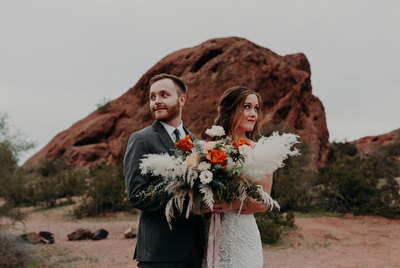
left=197, top=161, right=211, bottom=172
left=239, top=144, right=252, bottom=157
left=199, top=170, right=213, bottom=184
left=205, top=126, right=225, bottom=137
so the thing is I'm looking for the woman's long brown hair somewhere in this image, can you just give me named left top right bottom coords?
left=214, top=86, right=262, bottom=142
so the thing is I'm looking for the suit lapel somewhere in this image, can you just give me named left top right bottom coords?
left=152, top=121, right=175, bottom=156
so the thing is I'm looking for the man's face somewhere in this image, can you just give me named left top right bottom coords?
left=149, top=79, right=185, bottom=123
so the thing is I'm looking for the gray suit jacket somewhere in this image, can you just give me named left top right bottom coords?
left=124, top=120, right=204, bottom=262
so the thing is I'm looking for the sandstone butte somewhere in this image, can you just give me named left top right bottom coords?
left=24, top=37, right=330, bottom=168
left=351, top=128, right=400, bottom=155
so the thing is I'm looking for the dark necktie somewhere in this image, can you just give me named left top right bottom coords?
left=173, top=129, right=181, bottom=143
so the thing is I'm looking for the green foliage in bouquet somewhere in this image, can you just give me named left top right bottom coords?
left=138, top=125, right=299, bottom=227
left=136, top=136, right=250, bottom=216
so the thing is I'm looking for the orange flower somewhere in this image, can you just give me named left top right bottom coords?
left=232, top=139, right=251, bottom=153
left=176, top=135, right=194, bottom=152
left=206, top=150, right=228, bottom=168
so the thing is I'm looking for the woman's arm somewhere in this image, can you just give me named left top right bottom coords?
left=230, top=173, right=273, bottom=214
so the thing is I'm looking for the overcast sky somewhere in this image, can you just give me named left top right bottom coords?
left=1, top=1, right=399, bottom=164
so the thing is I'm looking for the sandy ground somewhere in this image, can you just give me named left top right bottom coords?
left=8, top=205, right=400, bottom=268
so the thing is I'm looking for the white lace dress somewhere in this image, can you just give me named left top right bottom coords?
left=220, top=210, right=263, bottom=267
left=203, top=140, right=264, bottom=268
left=203, top=210, right=263, bottom=268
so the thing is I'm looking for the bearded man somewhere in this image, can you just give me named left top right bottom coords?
left=124, top=74, right=210, bottom=268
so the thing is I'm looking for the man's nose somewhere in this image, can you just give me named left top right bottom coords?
left=154, top=96, right=162, bottom=104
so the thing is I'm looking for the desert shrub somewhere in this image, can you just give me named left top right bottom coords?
left=318, top=141, right=400, bottom=218
left=0, top=112, right=34, bottom=228
left=261, top=121, right=400, bottom=219
left=23, top=157, right=87, bottom=207
left=254, top=210, right=295, bottom=244
left=272, top=140, right=320, bottom=211
left=0, top=113, right=35, bottom=203
left=325, top=141, right=359, bottom=165
left=0, top=169, right=37, bottom=207
left=2, top=156, right=88, bottom=208
left=0, top=230, right=37, bottom=267
left=0, top=205, right=27, bottom=230
left=73, top=162, right=129, bottom=217
left=96, top=97, right=112, bottom=113
left=0, top=157, right=86, bottom=208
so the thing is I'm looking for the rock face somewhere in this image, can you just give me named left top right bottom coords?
left=24, top=37, right=329, bottom=168
left=351, top=128, right=400, bottom=155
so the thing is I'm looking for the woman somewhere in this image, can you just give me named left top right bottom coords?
left=205, top=86, right=273, bottom=268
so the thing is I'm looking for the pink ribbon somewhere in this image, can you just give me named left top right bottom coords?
left=207, top=212, right=221, bottom=268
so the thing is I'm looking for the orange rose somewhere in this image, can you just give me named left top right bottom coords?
left=206, top=149, right=228, bottom=168
left=176, top=135, right=194, bottom=152
left=232, top=139, right=251, bottom=153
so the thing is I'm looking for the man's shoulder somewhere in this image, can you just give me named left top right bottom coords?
left=131, top=125, right=154, bottom=136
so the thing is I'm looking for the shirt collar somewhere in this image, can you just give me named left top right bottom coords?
left=159, top=121, right=185, bottom=141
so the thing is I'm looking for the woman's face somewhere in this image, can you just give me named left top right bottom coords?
left=235, top=94, right=259, bottom=134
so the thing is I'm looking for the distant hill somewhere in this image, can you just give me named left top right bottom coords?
left=351, top=128, right=400, bottom=155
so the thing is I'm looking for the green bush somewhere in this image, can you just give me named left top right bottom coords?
left=326, top=141, right=358, bottom=165
left=318, top=141, right=400, bottom=217
left=30, top=158, right=87, bottom=207
left=0, top=230, right=37, bottom=267
left=259, top=122, right=400, bottom=224
left=272, top=140, right=319, bottom=211
left=0, top=112, right=34, bottom=228
left=95, top=97, right=112, bottom=114
left=0, top=205, right=27, bottom=230
left=1, top=157, right=87, bottom=208
left=255, top=210, right=295, bottom=244
left=73, top=162, right=130, bottom=218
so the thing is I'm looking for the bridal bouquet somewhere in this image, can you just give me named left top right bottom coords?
left=137, top=126, right=300, bottom=227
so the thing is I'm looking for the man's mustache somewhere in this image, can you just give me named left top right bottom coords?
left=153, top=106, right=167, bottom=111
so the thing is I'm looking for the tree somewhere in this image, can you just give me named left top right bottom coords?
left=0, top=112, right=35, bottom=228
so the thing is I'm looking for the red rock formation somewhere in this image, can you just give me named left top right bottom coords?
left=351, top=128, right=400, bottom=155
left=24, top=37, right=330, bottom=168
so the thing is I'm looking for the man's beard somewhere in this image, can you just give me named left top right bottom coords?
left=151, top=100, right=180, bottom=123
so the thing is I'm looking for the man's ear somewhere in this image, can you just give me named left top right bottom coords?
left=179, top=94, right=186, bottom=107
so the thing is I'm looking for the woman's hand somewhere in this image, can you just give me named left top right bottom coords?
left=230, top=173, right=273, bottom=214
left=192, top=200, right=229, bottom=215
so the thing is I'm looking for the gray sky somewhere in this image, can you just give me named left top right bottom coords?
left=1, top=1, right=399, bottom=164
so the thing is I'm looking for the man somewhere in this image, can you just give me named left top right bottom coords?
left=124, top=74, right=205, bottom=267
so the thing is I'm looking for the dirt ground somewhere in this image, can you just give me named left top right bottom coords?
left=8, top=204, right=400, bottom=268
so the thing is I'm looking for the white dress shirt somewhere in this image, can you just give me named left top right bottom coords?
left=159, top=120, right=192, bottom=219
left=159, top=121, right=186, bottom=142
